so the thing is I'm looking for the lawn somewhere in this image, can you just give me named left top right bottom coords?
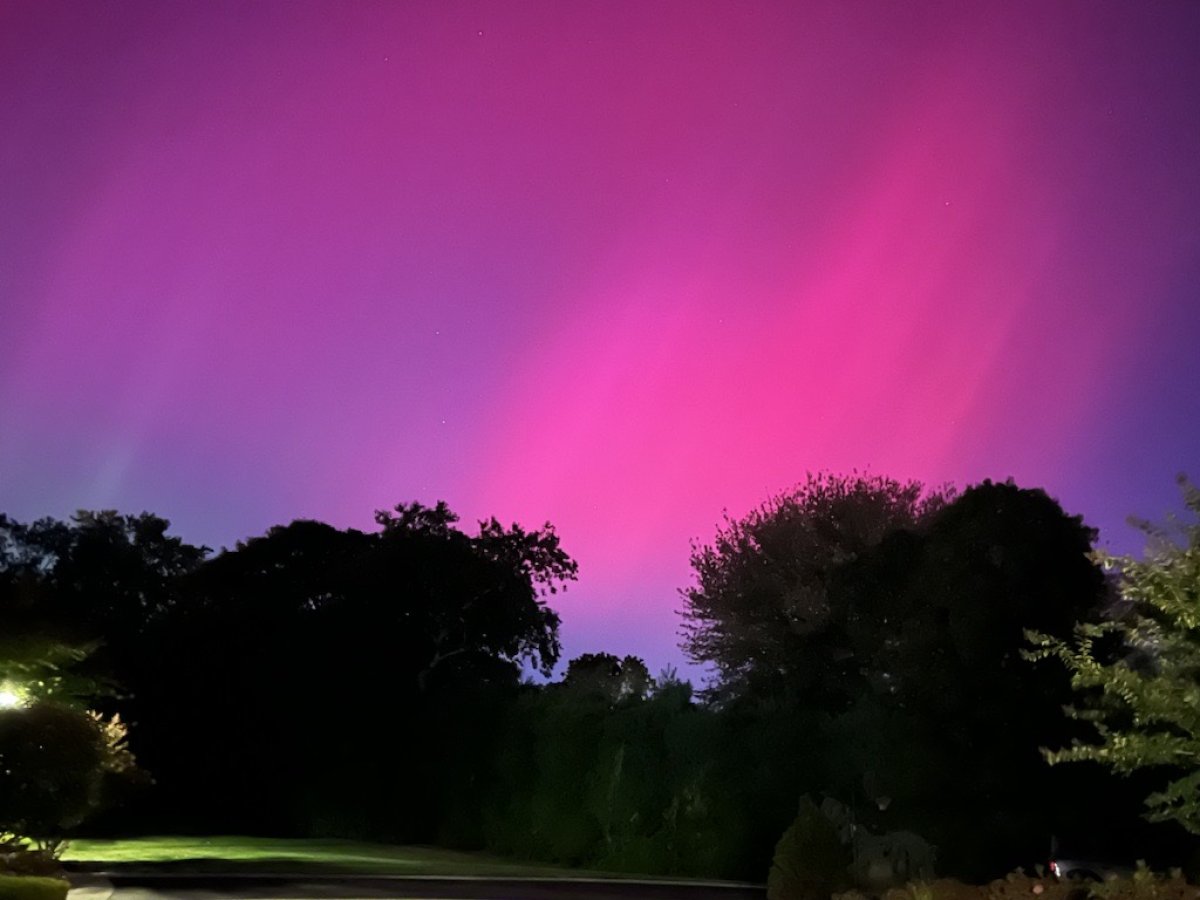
left=61, top=836, right=616, bottom=878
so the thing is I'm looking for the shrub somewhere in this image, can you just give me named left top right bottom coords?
left=876, top=869, right=1199, bottom=900
left=767, top=797, right=854, bottom=900
left=882, top=876, right=1072, bottom=900
left=1089, top=864, right=1197, bottom=900
left=0, top=875, right=69, bottom=900
left=852, top=831, right=937, bottom=889
left=985, top=872, right=1081, bottom=900
left=0, top=838, right=59, bottom=878
left=0, top=701, right=138, bottom=846
left=0, top=703, right=106, bottom=839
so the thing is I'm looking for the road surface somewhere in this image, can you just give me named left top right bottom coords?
left=69, top=873, right=767, bottom=900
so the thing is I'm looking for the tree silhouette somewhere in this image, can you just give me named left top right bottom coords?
left=681, top=471, right=949, bottom=705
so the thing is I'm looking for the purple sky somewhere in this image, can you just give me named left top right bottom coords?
left=2, top=1, right=1198, bottom=676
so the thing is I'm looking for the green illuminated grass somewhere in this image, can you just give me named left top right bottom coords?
left=61, top=836, right=599, bottom=877
left=0, top=874, right=68, bottom=900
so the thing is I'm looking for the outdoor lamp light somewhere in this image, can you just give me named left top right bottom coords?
left=0, top=686, right=25, bottom=708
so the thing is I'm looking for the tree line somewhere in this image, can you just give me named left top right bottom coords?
left=0, top=474, right=1196, bottom=883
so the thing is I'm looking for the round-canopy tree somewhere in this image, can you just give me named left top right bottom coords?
left=680, top=471, right=949, bottom=706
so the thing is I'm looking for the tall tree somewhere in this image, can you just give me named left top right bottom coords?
left=837, top=480, right=1113, bottom=877
left=0, top=510, right=207, bottom=655
left=680, top=472, right=949, bottom=705
left=846, top=480, right=1108, bottom=714
left=133, top=502, right=575, bottom=835
left=682, top=475, right=1119, bottom=877
left=373, top=503, right=574, bottom=685
left=562, top=653, right=653, bottom=703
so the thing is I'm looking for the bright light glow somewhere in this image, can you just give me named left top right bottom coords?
left=0, top=690, right=23, bottom=709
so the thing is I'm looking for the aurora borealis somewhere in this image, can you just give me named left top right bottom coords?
left=2, top=1, right=1198, bottom=671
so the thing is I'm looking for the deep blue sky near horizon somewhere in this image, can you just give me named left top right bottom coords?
left=2, top=0, right=1198, bottom=676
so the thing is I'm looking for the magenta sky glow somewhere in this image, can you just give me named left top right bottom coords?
left=2, top=1, right=1198, bottom=674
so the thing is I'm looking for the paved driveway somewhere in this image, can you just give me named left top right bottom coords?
left=69, top=874, right=766, bottom=900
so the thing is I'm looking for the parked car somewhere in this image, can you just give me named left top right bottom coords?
left=1049, top=857, right=1135, bottom=881
left=1048, top=834, right=1136, bottom=881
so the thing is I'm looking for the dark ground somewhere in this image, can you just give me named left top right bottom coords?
left=70, top=873, right=766, bottom=900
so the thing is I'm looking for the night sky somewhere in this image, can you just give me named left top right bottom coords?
left=3, top=1, right=1198, bottom=674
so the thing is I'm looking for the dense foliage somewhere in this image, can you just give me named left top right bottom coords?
left=1029, top=478, right=1200, bottom=833
left=681, top=476, right=1138, bottom=878
left=0, top=633, right=137, bottom=858
left=0, top=476, right=1193, bottom=881
left=681, top=472, right=951, bottom=705
left=0, top=702, right=119, bottom=840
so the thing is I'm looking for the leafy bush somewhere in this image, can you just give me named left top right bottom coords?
left=0, top=875, right=69, bottom=900
left=1026, top=478, right=1200, bottom=835
left=881, top=875, right=1074, bottom=900
left=0, top=701, right=138, bottom=844
left=769, top=795, right=940, bottom=897
left=768, top=797, right=854, bottom=900
left=0, top=838, right=59, bottom=878
left=985, top=872, right=1081, bottom=900
left=852, top=831, right=937, bottom=889
left=0, top=703, right=106, bottom=839
left=875, top=869, right=1199, bottom=900
left=1089, top=864, right=1197, bottom=900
